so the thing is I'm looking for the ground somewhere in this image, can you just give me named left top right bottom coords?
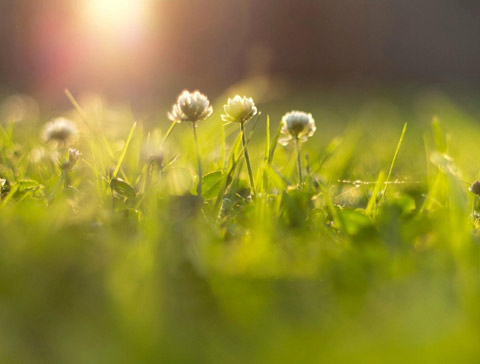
left=1, top=85, right=480, bottom=363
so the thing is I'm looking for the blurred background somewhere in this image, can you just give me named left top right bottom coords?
left=2, top=0, right=480, bottom=111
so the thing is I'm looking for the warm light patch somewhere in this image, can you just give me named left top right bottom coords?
left=83, top=0, right=151, bottom=36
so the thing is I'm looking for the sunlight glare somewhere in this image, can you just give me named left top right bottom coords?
left=84, top=0, right=151, bottom=35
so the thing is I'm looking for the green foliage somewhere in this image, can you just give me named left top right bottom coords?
left=201, top=170, right=224, bottom=200
left=1, top=90, right=480, bottom=363
left=111, top=177, right=136, bottom=199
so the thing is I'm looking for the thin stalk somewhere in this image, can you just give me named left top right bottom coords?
left=240, top=122, right=256, bottom=197
left=295, top=137, right=303, bottom=186
left=192, top=121, right=203, bottom=196
left=473, top=195, right=477, bottom=222
left=221, top=124, right=227, bottom=170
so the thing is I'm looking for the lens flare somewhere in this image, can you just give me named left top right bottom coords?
left=83, top=0, right=150, bottom=36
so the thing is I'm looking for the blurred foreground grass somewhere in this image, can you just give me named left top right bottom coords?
left=1, top=87, right=480, bottom=363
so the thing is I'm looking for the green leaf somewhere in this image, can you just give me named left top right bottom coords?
left=17, top=179, right=41, bottom=192
left=214, top=157, right=239, bottom=214
left=119, top=208, right=143, bottom=221
left=339, top=208, right=374, bottom=236
left=111, top=178, right=136, bottom=199
left=202, top=171, right=225, bottom=200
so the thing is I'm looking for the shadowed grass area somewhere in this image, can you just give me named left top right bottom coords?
left=1, top=87, right=480, bottom=363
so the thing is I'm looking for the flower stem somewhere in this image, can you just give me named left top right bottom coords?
left=240, top=122, right=256, bottom=197
left=192, top=121, right=203, bottom=196
left=295, top=137, right=303, bottom=186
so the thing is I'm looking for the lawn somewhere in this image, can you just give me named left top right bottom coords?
left=1, top=85, right=480, bottom=363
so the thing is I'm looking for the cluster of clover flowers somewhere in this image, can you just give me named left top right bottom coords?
left=42, top=90, right=316, bottom=198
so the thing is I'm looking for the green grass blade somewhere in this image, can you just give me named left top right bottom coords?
left=264, top=115, right=271, bottom=163
left=65, top=89, right=89, bottom=123
left=268, top=121, right=282, bottom=165
left=221, top=123, right=226, bottom=170
left=113, top=121, right=137, bottom=179
left=319, top=183, right=342, bottom=229
left=380, top=122, right=407, bottom=205
left=162, top=120, right=177, bottom=145
left=0, top=184, right=19, bottom=208
left=366, top=170, right=385, bottom=217
left=262, top=116, right=271, bottom=193
left=214, top=154, right=239, bottom=215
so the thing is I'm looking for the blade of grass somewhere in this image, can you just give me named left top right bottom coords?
left=262, top=115, right=271, bottom=193
left=366, top=170, right=385, bottom=217
left=259, top=119, right=282, bottom=191
left=214, top=153, right=240, bottom=215
left=221, top=123, right=226, bottom=170
left=227, top=132, right=243, bottom=166
left=162, top=121, right=177, bottom=145
left=0, top=184, right=19, bottom=208
left=264, top=115, right=271, bottom=164
left=113, top=122, right=137, bottom=179
left=268, top=120, right=282, bottom=165
left=319, top=183, right=342, bottom=230
left=65, top=89, right=89, bottom=124
left=379, top=122, right=407, bottom=206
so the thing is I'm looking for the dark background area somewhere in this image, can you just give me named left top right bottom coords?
left=1, top=0, right=480, bottom=107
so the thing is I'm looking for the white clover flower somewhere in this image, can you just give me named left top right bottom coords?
left=61, top=148, right=82, bottom=171
left=42, top=117, right=78, bottom=144
left=279, top=111, right=316, bottom=146
left=221, top=95, right=258, bottom=124
left=29, top=146, right=46, bottom=164
left=142, top=144, right=165, bottom=169
left=68, top=148, right=81, bottom=163
left=168, top=90, right=213, bottom=123
left=0, top=178, right=9, bottom=198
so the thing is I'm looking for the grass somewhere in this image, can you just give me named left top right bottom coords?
left=1, top=87, right=480, bottom=363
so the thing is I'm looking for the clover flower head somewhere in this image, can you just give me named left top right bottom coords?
left=142, top=145, right=165, bottom=169
left=0, top=178, right=10, bottom=198
left=61, top=148, right=82, bottom=171
left=168, top=90, right=213, bottom=123
left=42, top=117, right=78, bottom=144
left=221, top=95, right=258, bottom=124
left=279, top=111, right=316, bottom=146
left=68, top=148, right=81, bottom=163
